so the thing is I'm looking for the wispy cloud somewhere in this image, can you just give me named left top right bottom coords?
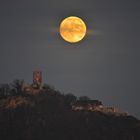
left=87, top=29, right=103, bottom=36
left=48, top=26, right=103, bottom=37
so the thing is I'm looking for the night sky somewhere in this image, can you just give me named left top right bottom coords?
left=0, top=0, right=140, bottom=118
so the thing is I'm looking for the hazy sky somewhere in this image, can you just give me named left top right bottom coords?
left=0, top=0, right=140, bottom=118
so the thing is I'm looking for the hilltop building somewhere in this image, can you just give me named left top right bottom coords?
left=32, top=71, right=42, bottom=89
left=72, top=100, right=103, bottom=111
left=21, top=71, right=43, bottom=94
left=72, top=100, right=128, bottom=116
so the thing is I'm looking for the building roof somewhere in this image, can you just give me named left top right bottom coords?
left=73, top=100, right=102, bottom=106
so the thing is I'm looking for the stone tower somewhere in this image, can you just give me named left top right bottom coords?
left=32, top=71, right=42, bottom=89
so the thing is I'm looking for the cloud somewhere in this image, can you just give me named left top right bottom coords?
left=48, top=26, right=103, bottom=36
left=87, top=29, right=103, bottom=36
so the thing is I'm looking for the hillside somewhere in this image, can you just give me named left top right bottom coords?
left=0, top=87, right=140, bottom=140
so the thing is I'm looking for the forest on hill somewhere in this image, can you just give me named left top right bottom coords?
left=0, top=80, right=140, bottom=140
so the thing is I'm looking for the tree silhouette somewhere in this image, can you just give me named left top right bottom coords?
left=79, top=96, right=90, bottom=101
left=0, top=84, right=10, bottom=98
left=64, top=93, right=77, bottom=107
left=11, top=79, right=24, bottom=95
left=42, top=84, right=55, bottom=91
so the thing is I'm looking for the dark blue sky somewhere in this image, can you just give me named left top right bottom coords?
left=0, top=0, right=140, bottom=118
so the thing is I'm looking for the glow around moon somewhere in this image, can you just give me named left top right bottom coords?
left=59, top=16, right=87, bottom=43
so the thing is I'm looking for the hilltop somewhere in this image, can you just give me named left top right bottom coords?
left=0, top=83, right=140, bottom=140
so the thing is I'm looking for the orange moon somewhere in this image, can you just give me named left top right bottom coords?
left=59, top=16, right=87, bottom=43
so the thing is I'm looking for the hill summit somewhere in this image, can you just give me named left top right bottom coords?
left=0, top=83, right=140, bottom=140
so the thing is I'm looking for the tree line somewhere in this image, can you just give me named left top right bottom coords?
left=0, top=79, right=90, bottom=104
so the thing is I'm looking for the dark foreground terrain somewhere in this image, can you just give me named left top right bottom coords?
left=0, top=87, right=140, bottom=140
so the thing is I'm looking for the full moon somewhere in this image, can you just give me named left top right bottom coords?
left=59, top=16, right=87, bottom=43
